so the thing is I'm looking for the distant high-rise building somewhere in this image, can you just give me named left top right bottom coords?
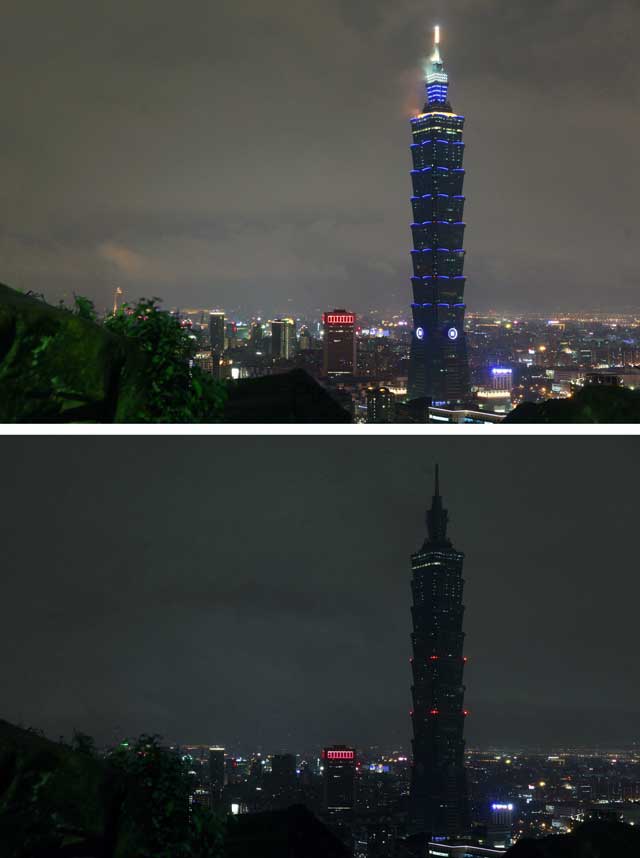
left=322, top=746, right=356, bottom=812
left=250, top=320, right=265, bottom=351
left=323, top=310, right=356, bottom=376
left=209, top=746, right=225, bottom=808
left=366, top=387, right=395, bottom=423
left=409, top=467, right=469, bottom=838
left=488, top=803, right=514, bottom=849
left=112, top=286, right=124, bottom=315
left=408, top=27, right=470, bottom=406
left=271, top=753, right=297, bottom=806
left=271, top=318, right=296, bottom=359
left=298, top=325, right=313, bottom=351
left=209, top=311, right=226, bottom=354
left=491, top=368, right=513, bottom=391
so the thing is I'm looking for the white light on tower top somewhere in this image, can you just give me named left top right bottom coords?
left=434, top=25, right=440, bottom=45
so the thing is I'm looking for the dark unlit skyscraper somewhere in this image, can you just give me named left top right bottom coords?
left=209, top=746, right=225, bottom=808
left=322, top=746, right=356, bottom=812
left=409, top=467, right=469, bottom=838
left=209, top=311, right=226, bottom=354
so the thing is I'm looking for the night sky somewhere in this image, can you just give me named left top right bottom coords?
left=2, top=436, right=640, bottom=751
left=2, top=0, right=639, bottom=316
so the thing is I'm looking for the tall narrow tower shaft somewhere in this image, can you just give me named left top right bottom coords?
left=409, top=466, right=469, bottom=837
left=408, top=28, right=470, bottom=405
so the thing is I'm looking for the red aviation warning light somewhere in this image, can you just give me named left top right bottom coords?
left=430, top=708, right=440, bottom=715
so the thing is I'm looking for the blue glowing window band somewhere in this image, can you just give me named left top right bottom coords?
left=454, top=304, right=466, bottom=308
left=438, top=303, right=450, bottom=307
left=411, top=140, right=464, bottom=149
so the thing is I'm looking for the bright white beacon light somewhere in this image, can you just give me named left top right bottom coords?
left=434, top=25, right=440, bottom=45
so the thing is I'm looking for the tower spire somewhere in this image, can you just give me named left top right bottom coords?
left=426, top=465, right=450, bottom=546
left=432, top=25, right=442, bottom=63
left=424, top=24, right=449, bottom=109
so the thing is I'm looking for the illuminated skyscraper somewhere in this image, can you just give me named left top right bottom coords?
left=409, top=467, right=469, bottom=838
left=323, top=310, right=356, bottom=376
left=112, top=286, right=124, bottom=315
left=271, top=318, right=296, bottom=359
left=408, top=27, right=469, bottom=405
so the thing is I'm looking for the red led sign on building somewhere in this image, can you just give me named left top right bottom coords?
left=323, top=314, right=355, bottom=326
left=325, top=750, right=355, bottom=760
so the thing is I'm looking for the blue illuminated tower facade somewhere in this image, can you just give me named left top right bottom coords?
left=408, top=28, right=469, bottom=405
left=409, top=466, right=469, bottom=838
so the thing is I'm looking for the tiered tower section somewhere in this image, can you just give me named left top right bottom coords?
left=408, top=28, right=470, bottom=405
left=409, top=466, right=469, bottom=838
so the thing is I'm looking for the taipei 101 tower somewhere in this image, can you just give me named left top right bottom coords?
left=407, top=27, right=470, bottom=406
left=409, top=467, right=470, bottom=838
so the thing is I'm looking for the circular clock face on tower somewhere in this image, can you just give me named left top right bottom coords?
left=416, top=327, right=425, bottom=340
left=447, top=327, right=459, bottom=341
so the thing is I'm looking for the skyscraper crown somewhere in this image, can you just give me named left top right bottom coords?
left=424, top=26, right=450, bottom=109
left=425, top=465, right=451, bottom=546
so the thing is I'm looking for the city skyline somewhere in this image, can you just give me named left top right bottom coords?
left=3, top=437, right=640, bottom=751
left=1, top=1, right=639, bottom=317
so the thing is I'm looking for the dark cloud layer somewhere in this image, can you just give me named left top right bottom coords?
left=1, top=0, right=638, bottom=315
left=1, top=436, right=639, bottom=751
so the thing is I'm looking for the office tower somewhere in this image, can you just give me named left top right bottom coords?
left=491, top=368, right=513, bottom=391
left=408, top=27, right=470, bottom=406
left=488, top=803, right=514, bottom=849
left=271, top=318, right=296, bottom=359
left=322, top=746, right=356, bottom=812
left=366, top=387, right=395, bottom=423
left=409, top=467, right=469, bottom=838
left=209, top=746, right=225, bottom=808
left=209, top=311, right=226, bottom=354
left=476, top=367, right=513, bottom=414
left=323, top=310, right=356, bottom=376
left=271, top=753, right=297, bottom=806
